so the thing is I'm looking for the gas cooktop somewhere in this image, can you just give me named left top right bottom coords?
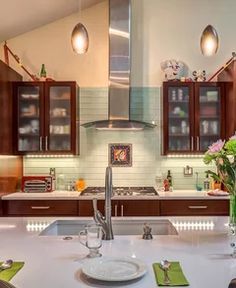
left=80, top=187, right=158, bottom=196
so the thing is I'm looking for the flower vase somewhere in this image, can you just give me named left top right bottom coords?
left=230, top=194, right=236, bottom=257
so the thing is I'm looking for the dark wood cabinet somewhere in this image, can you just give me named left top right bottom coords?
left=160, top=199, right=229, bottom=216
left=78, top=200, right=160, bottom=217
left=114, top=200, right=160, bottom=216
left=6, top=200, right=78, bottom=216
left=2, top=198, right=228, bottom=217
left=0, top=200, right=2, bottom=216
left=0, top=60, right=22, bottom=154
left=163, top=81, right=228, bottom=155
left=13, top=81, right=79, bottom=155
left=78, top=200, right=105, bottom=216
left=217, top=60, right=236, bottom=139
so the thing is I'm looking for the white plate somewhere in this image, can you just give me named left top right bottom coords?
left=81, top=256, right=147, bottom=282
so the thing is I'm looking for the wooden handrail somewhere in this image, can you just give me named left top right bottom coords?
left=3, top=41, right=39, bottom=81
left=207, top=52, right=236, bottom=82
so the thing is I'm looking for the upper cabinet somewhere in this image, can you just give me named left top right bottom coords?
left=0, top=60, right=22, bottom=155
left=13, top=81, right=79, bottom=155
left=163, top=81, right=228, bottom=155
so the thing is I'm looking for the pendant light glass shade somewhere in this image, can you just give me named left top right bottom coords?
left=200, top=25, right=219, bottom=56
left=71, top=23, right=89, bottom=54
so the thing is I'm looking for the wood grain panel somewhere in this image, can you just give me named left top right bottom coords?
left=160, top=199, right=229, bottom=216
left=6, top=200, right=77, bottom=216
left=0, top=157, right=23, bottom=193
left=0, top=60, right=22, bottom=154
left=119, top=200, right=160, bottom=216
left=0, top=200, right=2, bottom=216
left=78, top=200, right=105, bottom=216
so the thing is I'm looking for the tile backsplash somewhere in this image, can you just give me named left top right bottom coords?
left=24, top=87, right=214, bottom=190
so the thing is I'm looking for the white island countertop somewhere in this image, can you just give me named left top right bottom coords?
left=0, top=216, right=235, bottom=288
left=1, top=190, right=229, bottom=200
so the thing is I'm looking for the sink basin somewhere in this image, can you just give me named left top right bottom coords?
left=40, top=219, right=178, bottom=236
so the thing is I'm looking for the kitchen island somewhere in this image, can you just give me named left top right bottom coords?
left=0, top=216, right=234, bottom=288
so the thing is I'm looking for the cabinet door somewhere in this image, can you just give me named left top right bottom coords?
left=45, top=82, right=76, bottom=153
left=6, top=200, right=77, bottom=216
left=163, top=82, right=194, bottom=154
left=195, top=83, right=225, bottom=152
left=14, top=82, right=44, bottom=154
left=0, top=200, right=2, bottom=216
left=118, top=200, right=160, bottom=216
left=160, top=199, right=229, bottom=216
left=78, top=200, right=105, bottom=216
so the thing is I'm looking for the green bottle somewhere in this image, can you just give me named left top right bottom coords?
left=40, top=64, right=47, bottom=78
left=167, top=170, right=172, bottom=187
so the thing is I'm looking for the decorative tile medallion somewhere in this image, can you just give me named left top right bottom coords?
left=109, top=144, right=132, bottom=167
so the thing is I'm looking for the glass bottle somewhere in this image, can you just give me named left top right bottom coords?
left=203, top=173, right=210, bottom=191
left=40, top=64, right=47, bottom=78
left=167, top=170, right=172, bottom=187
left=57, top=174, right=65, bottom=191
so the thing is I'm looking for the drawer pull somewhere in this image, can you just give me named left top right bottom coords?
left=188, top=205, right=208, bottom=209
left=115, top=204, right=118, bottom=217
left=31, top=206, right=50, bottom=210
left=121, top=204, right=124, bottom=217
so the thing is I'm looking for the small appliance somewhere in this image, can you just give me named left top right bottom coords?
left=22, top=176, right=54, bottom=193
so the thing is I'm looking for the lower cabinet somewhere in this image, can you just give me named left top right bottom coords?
left=2, top=199, right=229, bottom=217
left=6, top=200, right=78, bottom=216
left=160, top=199, right=229, bottom=216
left=78, top=200, right=160, bottom=217
left=0, top=200, right=2, bottom=216
left=113, top=200, right=160, bottom=217
left=79, top=200, right=105, bottom=216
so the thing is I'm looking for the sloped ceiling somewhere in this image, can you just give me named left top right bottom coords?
left=0, top=0, right=104, bottom=42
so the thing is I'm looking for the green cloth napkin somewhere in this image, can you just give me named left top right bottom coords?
left=0, top=262, right=24, bottom=282
left=153, top=261, right=189, bottom=286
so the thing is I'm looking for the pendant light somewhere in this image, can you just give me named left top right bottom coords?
left=200, top=25, right=219, bottom=56
left=71, top=0, right=89, bottom=54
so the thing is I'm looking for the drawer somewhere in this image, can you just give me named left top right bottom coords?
left=6, top=200, right=78, bottom=216
left=0, top=200, right=2, bottom=216
left=160, top=199, right=229, bottom=216
left=78, top=200, right=105, bottom=216
left=117, top=200, right=160, bottom=216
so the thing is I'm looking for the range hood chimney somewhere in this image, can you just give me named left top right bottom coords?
left=82, top=0, right=155, bottom=130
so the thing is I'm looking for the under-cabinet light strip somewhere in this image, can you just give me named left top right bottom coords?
left=172, top=220, right=215, bottom=231
left=26, top=221, right=50, bottom=232
left=25, top=155, right=74, bottom=158
left=167, top=154, right=205, bottom=158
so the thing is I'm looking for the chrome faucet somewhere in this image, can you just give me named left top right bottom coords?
left=92, top=166, right=114, bottom=240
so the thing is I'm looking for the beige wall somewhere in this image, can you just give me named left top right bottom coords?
left=0, top=1, right=108, bottom=87
left=4, top=0, right=230, bottom=188
left=131, top=0, right=236, bottom=86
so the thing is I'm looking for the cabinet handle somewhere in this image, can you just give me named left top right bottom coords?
left=121, top=204, right=124, bottom=217
left=31, top=206, right=50, bottom=210
left=45, top=136, right=48, bottom=151
left=191, top=136, right=194, bottom=151
left=39, top=136, right=43, bottom=151
left=115, top=204, right=118, bottom=217
left=197, top=136, right=200, bottom=151
left=188, top=205, right=208, bottom=209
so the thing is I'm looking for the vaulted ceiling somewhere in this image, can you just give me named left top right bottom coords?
left=0, top=0, right=104, bottom=42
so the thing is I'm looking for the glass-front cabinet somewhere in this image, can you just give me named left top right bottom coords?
left=13, top=81, right=79, bottom=155
left=163, top=82, right=226, bottom=155
left=195, top=83, right=224, bottom=152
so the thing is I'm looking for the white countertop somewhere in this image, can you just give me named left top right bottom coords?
left=1, top=190, right=229, bottom=200
left=0, top=216, right=234, bottom=288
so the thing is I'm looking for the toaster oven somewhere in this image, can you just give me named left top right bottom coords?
left=22, top=176, right=54, bottom=193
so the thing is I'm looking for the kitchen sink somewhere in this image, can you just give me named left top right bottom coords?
left=39, top=219, right=178, bottom=236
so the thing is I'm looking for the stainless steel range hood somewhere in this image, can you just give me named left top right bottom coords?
left=82, top=0, right=155, bottom=130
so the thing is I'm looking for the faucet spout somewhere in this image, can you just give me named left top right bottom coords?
left=93, top=166, right=114, bottom=240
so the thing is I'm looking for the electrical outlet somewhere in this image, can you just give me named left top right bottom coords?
left=183, top=165, right=193, bottom=176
